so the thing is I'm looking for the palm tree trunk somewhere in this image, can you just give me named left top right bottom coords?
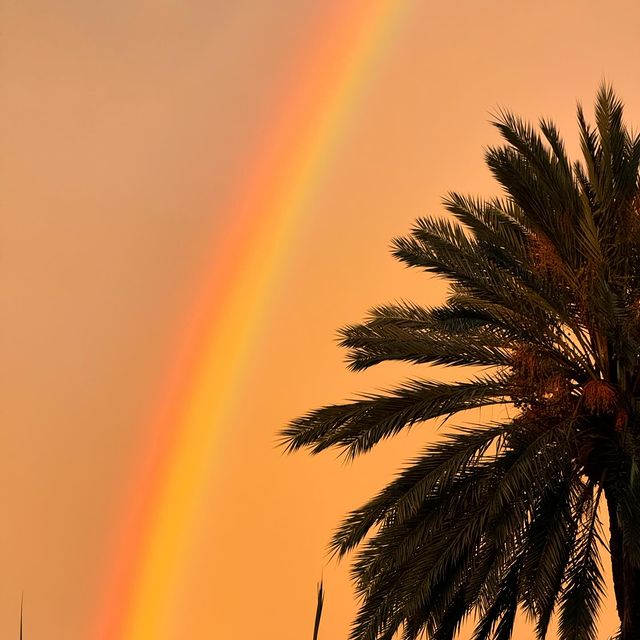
left=622, top=561, right=640, bottom=638
left=606, top=486, right=625, bottom=624
left=605, top=485, right=640, bottom=638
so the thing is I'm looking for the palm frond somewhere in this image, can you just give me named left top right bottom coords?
left=312, top=581, right=324, bottom=640
left=557, top=486, right=605, bottom=640
left=282, top=376, right=508, bottom=459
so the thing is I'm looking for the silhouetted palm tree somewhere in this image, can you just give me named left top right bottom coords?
left=282, top=86, right=640, bottom=640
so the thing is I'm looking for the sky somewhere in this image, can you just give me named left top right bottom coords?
left=3, top=1, right=640, bottom=638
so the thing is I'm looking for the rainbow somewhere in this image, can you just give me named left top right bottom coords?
left=92, top=1, right=413, bottom=637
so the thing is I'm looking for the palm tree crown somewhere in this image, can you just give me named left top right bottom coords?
left=282, top=86, right=640, bottom=640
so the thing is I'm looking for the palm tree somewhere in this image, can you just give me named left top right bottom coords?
left=282, top=86, right=640, bottom=640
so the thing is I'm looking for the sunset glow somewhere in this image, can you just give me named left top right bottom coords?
left=4, top=1, right=640, bottom=638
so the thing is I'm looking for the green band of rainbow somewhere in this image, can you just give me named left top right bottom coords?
left=92, top=1, right=413, bottom=637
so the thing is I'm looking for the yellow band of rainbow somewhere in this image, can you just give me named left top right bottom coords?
left=92, top=2, right=413, bottom=637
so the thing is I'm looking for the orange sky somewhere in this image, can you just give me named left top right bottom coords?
left=3, top=1, right=640, bottom=638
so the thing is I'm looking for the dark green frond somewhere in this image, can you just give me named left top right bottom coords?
left=557, top=487, right=605, bottom=640
left=520, top=476, right=577, bottom=639
left=313, top=581, right=324, bottom=640
left=281, top=376, right=508, bottom=459
left=472, top=561, right=521, bottom=640
left=339, top=303, right=511, bottom=371
left=330, top=423, right=509, bottom=558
